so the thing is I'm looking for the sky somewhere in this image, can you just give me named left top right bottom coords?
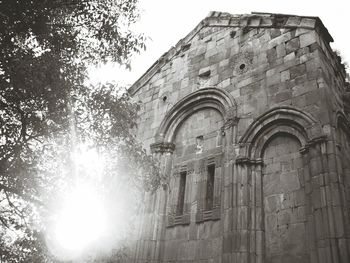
left=89, top=0, right=349, bottom=85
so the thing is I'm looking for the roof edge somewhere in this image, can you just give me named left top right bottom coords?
left=128, top=11, right=334, bottom=96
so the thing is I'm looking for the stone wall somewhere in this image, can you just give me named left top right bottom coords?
left=129, top=12, right=350, bottom=263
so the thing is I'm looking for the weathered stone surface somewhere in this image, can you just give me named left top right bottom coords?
left=128, top=11, right=350, bottom=263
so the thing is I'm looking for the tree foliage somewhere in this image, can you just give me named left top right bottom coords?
left=0, top=0, right=157, bottom=261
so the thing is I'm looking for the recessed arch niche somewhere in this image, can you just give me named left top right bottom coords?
left=239, top=105, right=318, bottom=159
left=151, top=87, right=237, bottom=227
left=336, top=111, right=350, bottom=237
left=236, top=106, right=320, bottom=263
left=261, top=132, right=308, bottom=262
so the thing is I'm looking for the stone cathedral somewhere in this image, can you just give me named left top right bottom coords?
left=128, top=12, right=350, bottom=263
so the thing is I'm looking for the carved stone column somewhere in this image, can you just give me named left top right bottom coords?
left=134, top=141, right=175, bottom=262
left=220, top=116, right=241, bottom=262
left=234, top=157, right=264, bottom=263
left=221, top=116, right=239, bottom=158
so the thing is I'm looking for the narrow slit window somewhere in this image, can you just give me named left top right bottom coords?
left=177, top=171, right=187, bottom=215
left=206, top=164, right=215, bottom=211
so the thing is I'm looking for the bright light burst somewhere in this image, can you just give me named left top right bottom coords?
left=46, top=143, right=136, bottom=261
left=54, top=185, right=106, bottom=252
left=48, top=144, right=109, bottom=259
left=72, top=145, right=106, bottom=179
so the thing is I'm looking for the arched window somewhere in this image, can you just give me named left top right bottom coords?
left=153, top=87, right=237, bottom=227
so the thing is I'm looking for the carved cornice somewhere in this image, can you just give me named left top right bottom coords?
left=299, top=135, right=328, bottom=154
left=235, top=156, right=263, bottom=166
left=150, top=142, right=175, bottom=154
left=306, top=135, right=328, bottom=147
left=299, top=146, right=309, bottom=155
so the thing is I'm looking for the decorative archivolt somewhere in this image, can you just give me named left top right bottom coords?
left=151, top=87, right=237, bottom=153
left=238, top=106, right=321, bottom=160
left=336, top=110, right=350, bottom=133
left=335, top=111, right=350, bottom=152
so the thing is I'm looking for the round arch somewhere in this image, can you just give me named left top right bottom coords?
left=239, top=106, right=319, bottom=159
left=155, top=87, right=237, bottom=143
left=336, top=110, right=350, bottom=133
left=256, top=125, right=307, bottom=159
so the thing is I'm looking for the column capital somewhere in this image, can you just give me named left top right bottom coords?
left=221, top=117, right=239, bottom=135
left=235, top=156, right=263, bottom=166
left=299, top=135, right=328, bottom=155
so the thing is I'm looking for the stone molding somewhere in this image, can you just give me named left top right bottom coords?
left=167, top=213, right=191, bottom=227
left=200, top=154, right=223, bottom=170
left=333, top=111, right=350, bottom=152
left=236, top=135, right=328, bottom=162
left=221, top=115, right=239, bottom=129
left=195, top=206, right=220, bottom=223
left=299, top=135, right=327, bottom=155
left=153, top=87, right=237, bottom=149
left=235, top=156, right=263, bottom=166
left=169, top=154, right=223, bottom=226
left=195, top=153, right=223, bottom=223
left=239, top=106, right=320, bottom=159
left=167, top=162, right=192, bottom=228
left=336, top=110, right=350, bottom=133
left=306, top=134, right=327, bottom=146
left=173, top=163, right=194, bottom=176
left=150, top=142, right=175, bottom=154
left=239, top=106, right=317, bottom=143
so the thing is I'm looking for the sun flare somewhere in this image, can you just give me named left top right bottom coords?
left=54, top=185, right=106, bottom=251
left=47, top=144, right=131, bottom=260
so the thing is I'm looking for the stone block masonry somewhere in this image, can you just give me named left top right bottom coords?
left=128, top=11, right=350, bottom=263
